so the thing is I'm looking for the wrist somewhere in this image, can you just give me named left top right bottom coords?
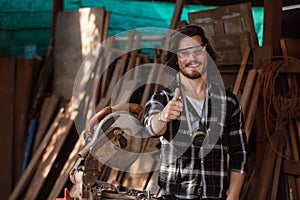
left=158, top=112, right=167, bottom=123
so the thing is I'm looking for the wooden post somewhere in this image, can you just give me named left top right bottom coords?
left=0, top=58, right=15, bottom=200
left=263, top=0, right=282, bottom=55
left=52, top=0, right=64, bottom=41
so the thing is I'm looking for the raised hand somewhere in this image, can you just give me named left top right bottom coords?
left=160, top=88, right=183, bottom=122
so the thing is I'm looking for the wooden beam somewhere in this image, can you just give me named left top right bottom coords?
left=0, top=58, right=15, bottom=200
left=52, top=0, right=64, bottom=41
left=263, top=0, right=282, bottom=55
left=283, top=160, right=300, bottom=176
left=169, top=0, right=185, bottom=29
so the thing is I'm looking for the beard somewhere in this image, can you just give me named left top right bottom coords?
left=181, top=69, right=202, bottom=79
left=180, top=61, right=205, bottom=79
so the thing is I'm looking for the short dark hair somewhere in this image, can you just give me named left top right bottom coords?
left=165, top=24, right=217, bottom=71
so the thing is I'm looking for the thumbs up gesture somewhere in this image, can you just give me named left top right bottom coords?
left=160, top=88, right=183, bottom=122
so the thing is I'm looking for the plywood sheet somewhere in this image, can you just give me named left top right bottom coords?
left=53, top=7, right=106, bottom=100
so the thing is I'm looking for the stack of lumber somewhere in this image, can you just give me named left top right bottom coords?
left=238, top=42, right=300, bottom=199
left=8, top=1, right=185, bottom=199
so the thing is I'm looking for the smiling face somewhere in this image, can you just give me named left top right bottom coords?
left=177, top=35, right=207, bottom=80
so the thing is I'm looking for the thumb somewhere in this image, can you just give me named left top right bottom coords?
left=172, top=88, right=180, bottom=101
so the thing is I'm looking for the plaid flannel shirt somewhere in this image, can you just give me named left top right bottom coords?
left=143, top=75, right=248, bottom=199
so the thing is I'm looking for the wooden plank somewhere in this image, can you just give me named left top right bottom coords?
left=270, top=136, right=284, bottom=200
left=117, top=29, right=136, bottom=78
left=8, top=108, right=64, bottom=200
left=233, top=46, right=251, bottom=95
left=283, top=125, right=299, bottom=200
left=140, top=63, right=159, bottom=106
left=240, top=69, right=257, bottom=115
left=188, top=2, right=257, bottom=65
left=297, top=122, right=300, bottom=152
left=96, top=58, right=123, bottom=110
left=0, top=58, right=15, bottom=200
left=169, top=0, right=185, bottom=29
left=102, top=11, right=110, bottom=41
left=252, top=126, right=283, bottom=200
left=14, top=58, right=37, bottom=184
left=53, top=7, right=106, bottom=100
left=23, top=104, right=76, bottom=200
left=47, top=138, right=84, bottom=200
left=100, top=37, right=115, bottom=98
left=244, top=70, right=261, bottom=141
left=32, top=94, right=59, bottom=152
left=212, top=32, right=252, bottom=65
left=287, top=107, right=300, bottom=198
left=283, top=160, right=300, bottom=176
left=280, top=38, right=300, bottom=59
left=127, top=34, right=142, bottom=73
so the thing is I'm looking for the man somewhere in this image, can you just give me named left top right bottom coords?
left=143, top=25, right=248, bottom=200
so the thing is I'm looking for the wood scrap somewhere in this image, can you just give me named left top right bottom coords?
left=47, top=138, right=84, bottom=200
left=244, top=70, right=262, bottom=141
left=270, top=134, right=284, bottom=200
left=96, top=58, right=124, bottom=110
left=251, top=124, right=283, bottom=200
left=32, top=94, right=59, bottom=152
left=233, top=46, right=251, bottom=95
left=8, top=108, right=64, bottom=200
left=283, top=160, right=300, bottom=176
left=117, top=29, right=136, bottom=78
left=126, top=34, right=142, bottom=74
left=100, top=36, right=116, bottom=98
left=102, top=11, right=111, bottom=42
left=140, top=63, right=159, bottom=106
left=23, top=104, right=76, bottom=200
left=240, top=68, right=257, bottom=116
left=284, top=124, right=300, bottom=200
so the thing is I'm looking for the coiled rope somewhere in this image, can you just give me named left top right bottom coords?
left=259, top=56, right=300, bottom=157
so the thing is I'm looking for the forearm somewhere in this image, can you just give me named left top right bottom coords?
left=226, top=171, right=245, bottom=200
left=150, top=112, right=167, bottom=136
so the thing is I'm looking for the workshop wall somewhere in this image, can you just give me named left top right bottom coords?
left=0, top=0, right=264, bottom=58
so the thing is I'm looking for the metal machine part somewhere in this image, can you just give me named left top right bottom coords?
left=69, top=103, right=151, bottom=200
